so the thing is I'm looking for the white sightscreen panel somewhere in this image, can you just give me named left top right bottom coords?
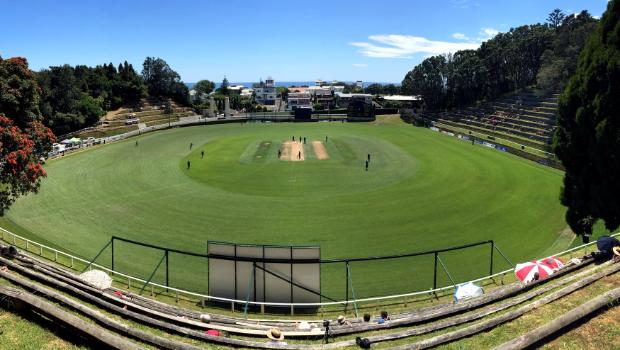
left=208, top=244, right=235, bottom=300
left=208, top=243, right=320, bottom=304
left=235, top=246, right=263, bottom=300
left=292, top=248, right=321, bottom=303
left=264, top=247, right=293, bottom=303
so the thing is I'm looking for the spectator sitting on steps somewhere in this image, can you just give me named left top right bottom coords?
left=596, top=235, right=620, bottom=261
left=266, top=328, right=287, bottom=346
left=337, top=315, right=351, bottom=326
left=377, top=310, right=390, bottom=324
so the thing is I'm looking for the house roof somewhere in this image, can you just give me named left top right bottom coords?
left=381, top=95, right=422, bottom=101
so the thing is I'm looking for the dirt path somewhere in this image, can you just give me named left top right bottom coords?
left=280, top=141, right=304, bottom=161
left=312, top=141, right=329, bottom=160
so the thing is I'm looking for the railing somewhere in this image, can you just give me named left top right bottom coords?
left=0, top=226, right=617, bottom=309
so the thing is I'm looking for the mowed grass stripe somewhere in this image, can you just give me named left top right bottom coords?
left=5, top=121, right=568, bottom=297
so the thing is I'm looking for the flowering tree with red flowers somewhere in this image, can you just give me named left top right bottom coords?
left=0, top=115, right=55, bottom=214
left=0, top=56, right=56, bottom=215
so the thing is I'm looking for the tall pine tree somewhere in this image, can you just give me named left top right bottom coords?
left=554, top=0, right=620, bottom=236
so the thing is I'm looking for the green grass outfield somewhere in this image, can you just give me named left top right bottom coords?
left=4, top=118, right=570, bottom=300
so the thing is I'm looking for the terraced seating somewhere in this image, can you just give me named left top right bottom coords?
left=77, top=99, right=197, bottom=138
left=423, top=90, right=559, bottom=152
left=1, top=239, right=618, bottom=349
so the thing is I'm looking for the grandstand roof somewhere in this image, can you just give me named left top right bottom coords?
left=382, top=95, right=422, bottom=101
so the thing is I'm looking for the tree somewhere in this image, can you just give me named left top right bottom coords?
left=537, top=11, right=598, bottom=90
left=0, top=56, right=56, bottom=215
left=194, top=80, right=215, bottom=96
left=0, top=115, right=55, bottom=215
left=446, top=50, right=486, bottom=107
left=116, top=61, right=146, bottom=104
left=401, top=55, right=448, bottom=109
left=142, top=57, right=188, bottom=103
left=0, top=57, right=41, bottom=126
left=401, top=22, right=553, bottom=110
left=276, top=86, right=288, bottom=100
left=384, top=84, right=400, bottom=95
left=365, top=83, right=384, bottom=95
left=219, top=76, right=230, bottom=95
left=37, top=61, right=146, bottom=135
left=547, top=9, right=566, bottom=28
left=553, top=0, right=620, bottom=236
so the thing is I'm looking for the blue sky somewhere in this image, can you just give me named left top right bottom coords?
left=1, top=0, right=609, bottom=83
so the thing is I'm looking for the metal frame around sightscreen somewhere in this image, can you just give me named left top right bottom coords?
left=207, top=241, right=321, bottom=305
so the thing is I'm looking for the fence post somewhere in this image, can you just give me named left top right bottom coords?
left=345, top=260, right=349, bottom=313
left=490, top=241, right=495, bottom=281
left=165, top=250, right=169, bottom=292
left=111, top=238, right=115, bottom=272
left=347, top=263, right=359, bottom=317
left=433, top=252, right=438, bottom=291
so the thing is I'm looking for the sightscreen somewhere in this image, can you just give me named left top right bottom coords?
left=207, top=242, right=320, bottom=304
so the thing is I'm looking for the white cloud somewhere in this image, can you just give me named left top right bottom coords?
left=481, top=27, right=499, bottom=38
left=352, top=63, right=368, bottom=68
left=350, top=35, right=480, bottom=59
left=452, top=32, right=469, bottom=40
left=470, top=27, right=500, bottom=42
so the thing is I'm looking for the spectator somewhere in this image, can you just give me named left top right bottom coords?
left=337, top=315, right=351, bottom=326
left=377, top=311, right=390, bottom=324
left=596, top=236, right=620, bottom=260
left=266, top=328, right=287, bottom=346
left=363, top=313, right=371, bottom=322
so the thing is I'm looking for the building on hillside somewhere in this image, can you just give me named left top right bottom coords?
left=307, top=86, right=329, bottom=95
left=228, top=85, right=245, bottom=94
left=306, top=86, right=335, bottom=108
left=288, top=86, right=309, bottom=94
left=331, top=85, right=345, bottom=93
left=335, top=92, right=372, bottom=108
left=241, top=88, right=254, bottom=98
left=355, top=80, right=363, bottom=89
left=287, top=92, right=312, bottom=111
left=314, top=89, right=334, bottom=109
left=189, top=89, right=209, bottom=103
left=315, top=79, right=325, bottom=86
left=380, top=95, right=424, bottom=117
left=253, top=77, right=276, bottom=105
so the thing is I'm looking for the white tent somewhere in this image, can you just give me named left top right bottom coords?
left=454, top=282, right=484, bottom=303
